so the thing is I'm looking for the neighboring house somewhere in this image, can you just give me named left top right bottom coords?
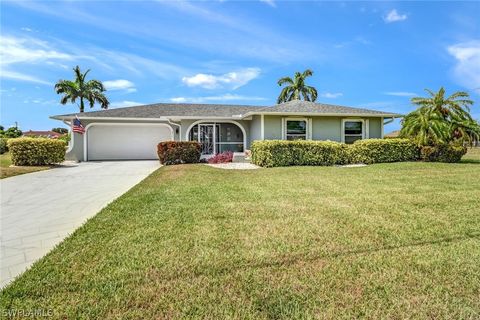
left=384, top=130, right=400, bottom=138
left=23, top=130, right=63, bottom=139
left=51, top=101, right=401, bottom=161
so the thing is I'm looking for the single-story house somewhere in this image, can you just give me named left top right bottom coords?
left=51, top=100, right=401, bottom=161
left=23, top=130, right=64, bottom=139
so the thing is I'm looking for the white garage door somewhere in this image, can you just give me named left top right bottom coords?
left=87, top=124, right=172, bottom=160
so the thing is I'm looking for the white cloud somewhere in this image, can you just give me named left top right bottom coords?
left=1, top=70, right=51, bottom=85
left=103, top=79, right=136, bottom=92
left=110, top=101, right=143, bottom=108
left=23, top=98, right=57, bottom=105
left=383, top=9, right=408, bottom=23
left=21, top=27, right=33, bottom=32
left=260, top=0, right=276, bottom=8
left=447, top=40, right=480, bottom=89
left=182, top=68, right=260, bottom=89
left=320, top=92, right=343, bottom=99
left=384, top=91, right=417, bottom=97
left=13, top=0, right=316, bottom=63
left=0, top=35, right=73, bottom=65
left=0, top=35, right=72, bottom=85
left=0, top=33, right=189, bottom=87
left=169, top=94, right=266, bottom=104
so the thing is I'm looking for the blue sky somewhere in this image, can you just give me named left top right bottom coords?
left=1, top=1, right=479, bottom=132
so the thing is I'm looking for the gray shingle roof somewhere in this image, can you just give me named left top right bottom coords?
left=51, top=101, right=400, bottom=120
left=254, top=100, right=398, bottom=116
left=51, top=103, right=264, bottom=119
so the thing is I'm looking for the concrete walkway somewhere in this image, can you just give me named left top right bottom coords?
left=1, top=161, right=159, bottom=288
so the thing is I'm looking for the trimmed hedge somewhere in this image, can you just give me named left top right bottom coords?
left=420, top=144, right=467, bottom=163
left=251, top=139, right=421, bottom=167
left=251, top=140, right=349, bottom=167
left=7, top=138, right=66, bottom=166
left=0, top=138, right=7, bottom=154
left=349, top=139, right=420, bottom=164
left=251, top=139, right=470, bottom=167
left=157, top=141, right=201, bottom=165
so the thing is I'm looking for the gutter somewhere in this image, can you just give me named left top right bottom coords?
left=160, top=117, right=181, bottom=139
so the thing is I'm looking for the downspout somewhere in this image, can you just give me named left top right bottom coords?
left=383, top=117, right=395, bottom=125
left=382, top=117, right=396, bottom=139
left=62, top=119, right=74, bottom=153
left=160, top=117, right=181, bottom=141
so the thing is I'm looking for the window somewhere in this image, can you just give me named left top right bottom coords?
left=343, top=120, right=363, bottom=144
left=285, top=120, right=307, bottom=140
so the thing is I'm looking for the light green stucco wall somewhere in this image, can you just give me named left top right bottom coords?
left=249, top=115, right=262, bottom=146
left=263, top=115, right=283, bottom=140
left=261, top=116, right=384, bottom=142
left=368, top=117, right=382, bottom=138
left=312, top=117, right=342, bottom=141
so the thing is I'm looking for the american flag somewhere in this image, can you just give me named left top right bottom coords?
left=72, top=117, right=85, bottom=134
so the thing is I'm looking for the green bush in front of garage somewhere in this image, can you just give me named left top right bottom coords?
left=7, top=137, right=66, bottom=166
left=157, top=141, right=201, bottom=165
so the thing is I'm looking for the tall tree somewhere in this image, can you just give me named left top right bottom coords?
left=277, top=69, right=318, bottom=104
left=401, top=87, right=480, bottom=146
left=55, top=66, right=109, bottom=113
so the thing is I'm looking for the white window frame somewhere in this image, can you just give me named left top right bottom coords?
left=341, top=119, right=365, bottom=143
left=283, top=118, right=310, bottom=140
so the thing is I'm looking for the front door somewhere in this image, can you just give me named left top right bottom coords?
left=199, top=124, right=215, bottom=155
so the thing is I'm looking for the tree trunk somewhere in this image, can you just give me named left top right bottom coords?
left=80, top=97, right=84, bottom=113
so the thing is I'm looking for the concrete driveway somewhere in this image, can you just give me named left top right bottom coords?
left=1, top=161, right=159, bottom=288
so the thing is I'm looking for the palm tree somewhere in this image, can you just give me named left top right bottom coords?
left=401, top=87, right=479, bottom=146
left=411, top=87, right=473, bottom=120
left=400, top=107, right=449, bottom=145
left=277, top=69, right=318, bottom=104
left=55, top=66, right=109, bottom=113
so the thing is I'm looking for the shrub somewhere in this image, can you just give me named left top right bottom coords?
left=0, top=138, right=7, bottom=154
left=157, top=141, right=201, bottom=165
left=251, top=140, right=349, bottom=167
left=420, top=144, right=467, bottom=163
left=2, top=126, right=22, bottom=138
left=208, top=151, right=234, bottom=164
left=58, top=133, right=71, bottom=144
left=349, top=139, right=420, bottom=164
left=7, top=137, right=66, bottom=166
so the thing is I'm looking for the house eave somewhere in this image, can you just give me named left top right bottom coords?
left=50, top=115, right=247, bottom=121
left=50, top=113, right=402, bottom=122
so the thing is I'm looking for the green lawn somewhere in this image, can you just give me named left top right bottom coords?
left=0, top=152, right=50, bottom=179
left=1, top=149, right=480, bottom=319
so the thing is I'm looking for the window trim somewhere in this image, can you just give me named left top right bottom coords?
left=341, top=119, right=365, bottom=143
left=283, top=118, right=310, bottom=140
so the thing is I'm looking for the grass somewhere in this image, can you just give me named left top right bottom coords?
left=0, top=152, right=50, bottom=179
left=1, top=149, right=480, bottom=319
left=462, top=146, right=480, bottom=163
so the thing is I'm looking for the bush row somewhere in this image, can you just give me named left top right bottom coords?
left=251, top=140, right=350, bottom=167
left=349, top=139, right=420, bottom=164
left=7, top=138, right=66, bottom=166
left=0, top=138, right=8, bottom=154
left=157, top=141, right=201, bottom=165
left=251, top=139, right=465, bottom=167
left=420, top=144, right=467, bottom=163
